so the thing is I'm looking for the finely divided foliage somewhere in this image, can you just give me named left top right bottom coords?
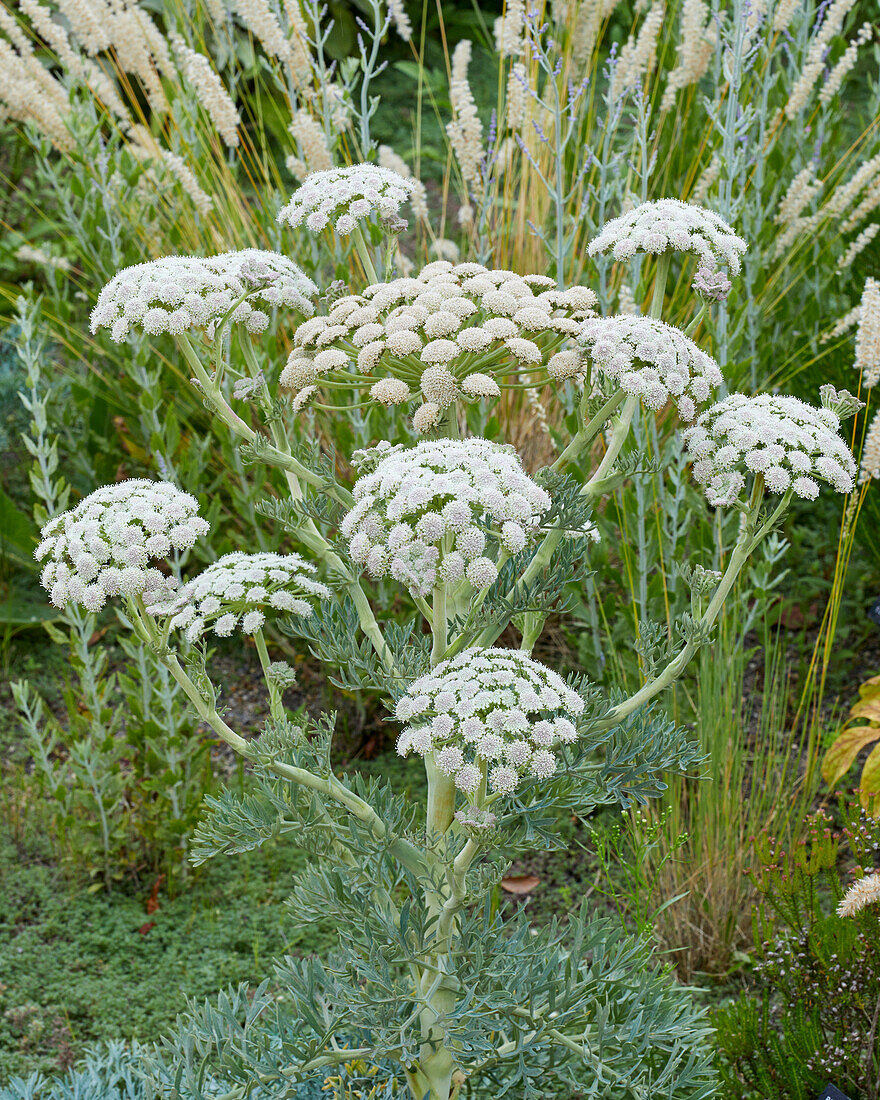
left=33, top=159, right=862, bottom=1100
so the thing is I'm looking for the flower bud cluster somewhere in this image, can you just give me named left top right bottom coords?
left=340, top=438, right=551, bottom=597
left=152, top=550, right=331, bottom=642
left=691, top=268, right=732, bottom=302
left=277, top=164, right=417, bottom=235
left=35, top=480, right=209, bottom=611
left=280, top=260, right=597, bottom=428
left=394, top=647, right=585, bottom=796
left=588, top=198, right=747, bottom=275
left=91, top=251, right=318, bottom=342
left=683, top=393, right=857, bottom=506
left=577, top=315, right=723, bottom=420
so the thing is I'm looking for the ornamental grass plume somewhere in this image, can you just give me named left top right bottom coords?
left=661, top=0, right=715, bottom=110
left=287, top=110, right=334, bottom=179
left=446, top=40, right=484, bottom=188
left=170, top=33, right=241, bottom=147
left=785, top=0, right=859, bottom=118
left=611, top=0, right=666, bottom=101
left=837, top=872, right=880, bottom=917
left=859, top=411, right=880, bottom=484
left=855, top=277, right=880, bottom=389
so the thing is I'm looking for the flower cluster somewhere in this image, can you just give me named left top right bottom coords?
left=90, top=250, right=317, bottom=342
left=280, top=260, right=597, bottom=428
left=394, top=648, right=585, bottom=796
left=575, top=315, right=723, bottom=419
left=35, top=480, right=208, bottom=611
left=277, top=164, right=417, bottom=235
left=588, top=198, right=748, bottom=275
left=683, top=393, right=857, bottom=505
left=152, top=551, right=331, bottom=642
left=837, top=872, right=880, bottom=917
left=340, top=438, right=551, bottom=597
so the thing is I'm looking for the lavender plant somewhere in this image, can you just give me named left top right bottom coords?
left=28, top=174, right=861, bottom=1098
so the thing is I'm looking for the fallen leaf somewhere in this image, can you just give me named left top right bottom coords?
left=138, top=922, right=156, bottom=935
left=145, top=874, right=165, bottom=915
left=501, top=875, right=541, bottom=894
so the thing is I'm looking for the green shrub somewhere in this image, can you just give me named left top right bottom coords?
left=714, top=801, right=880, bottom=1099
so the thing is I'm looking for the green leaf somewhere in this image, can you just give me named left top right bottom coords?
left=0, top=486, right=38, bottom=568
left=0, top=598, right=57, bottom=626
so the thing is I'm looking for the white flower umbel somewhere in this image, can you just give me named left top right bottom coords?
left=35, top=480, right=209, bottom=611
left=577, top=315, right=723, bottom=420
left=280, top=260, right=597, bottom=426
left=277, top=164, right=417, bottom=235
left=90, top=250, right=317, bottom=342
left=340, top=438, right=551, bottom=597
left=153, top=551, right=331, bottom=642
left=395, top=647, right=585, bottom=796
left=683, top=393, right=857, bottom=506
left=588, top=198, right=748, bottom=276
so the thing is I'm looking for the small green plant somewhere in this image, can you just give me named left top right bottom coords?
left=587, top=806, right=690, bottom=937
left=714, top=800, right=880, bottom=1099
left=9, top=300, right=216, bottom=890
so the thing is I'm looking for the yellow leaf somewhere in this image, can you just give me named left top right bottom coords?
left=822, top=725, right=880, bottom=787
left=849, top=699, right=880, bottom=724
left=859, top=674, right=880, bottom=698
left=860, top=743, right=880, bottom=816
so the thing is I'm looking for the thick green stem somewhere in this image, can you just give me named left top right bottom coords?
left=351, top=224, right=379, bottom=285
left=431, top=583, right=447, bottom=667
left=581, top=394, right=639, bottom=496
left=551, top=388, right=626, bottom=472
left=684, top=301, right=709, bottom=338
left=650, top=253, right=672, bottom=319
left=253, top=628, right=283, bottom=721
left=415, top=754, right=464, bottom=1099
